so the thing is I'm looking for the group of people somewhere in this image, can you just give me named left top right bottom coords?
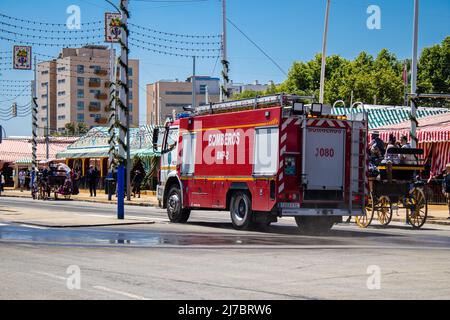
left=369, top=132, right=413, bottom=166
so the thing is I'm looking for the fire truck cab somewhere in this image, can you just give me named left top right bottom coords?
left=153, top=94, right=368, bottom=233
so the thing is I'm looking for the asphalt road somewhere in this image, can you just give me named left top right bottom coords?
left=1, top=197, right=450, bottom=299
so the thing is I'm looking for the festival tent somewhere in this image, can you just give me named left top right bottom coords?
left=374, top=112, right=450, bottom=175
left=332, top=105, right=449, bottom=129
left=56, top=125, right=160, bottom=177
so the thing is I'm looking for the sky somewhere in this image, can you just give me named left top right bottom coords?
left=0, top=0, right=449, bottom=137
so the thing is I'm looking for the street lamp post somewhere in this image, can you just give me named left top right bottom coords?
left=319, top=0, right=331, bottom=104
left=410, top=0, right=419, bottom=148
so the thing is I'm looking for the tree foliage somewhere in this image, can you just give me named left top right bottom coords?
left=233, top=37, right=450, bottom=107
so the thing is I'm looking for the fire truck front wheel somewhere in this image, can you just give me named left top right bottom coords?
left=230, top=191, right=253, bottom=230
left=166, top=185, right=191, bottom=223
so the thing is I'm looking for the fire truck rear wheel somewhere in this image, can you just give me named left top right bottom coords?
left=166, top=185, right=190, bottom=223
left=230, top=191, right=253, bottom=230
left=295, top=216, right=335, bottom=234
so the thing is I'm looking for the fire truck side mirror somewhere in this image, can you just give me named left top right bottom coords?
left=152, top=127, right=159, bottom=152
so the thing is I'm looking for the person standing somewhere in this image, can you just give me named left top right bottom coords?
left=87, top=165, right=99, bottom=197
left=18, top=170, right=26, bottom=192
left=443, top=164, right=450, bottom=219
left=0, top=171, right=4, bottom=196
left=132, top=169, right=144, bottom=198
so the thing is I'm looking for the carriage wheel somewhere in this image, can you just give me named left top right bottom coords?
left=406, top=188, right=428, bottom=229
left=356, top=193, right=375, bottom=228
left=376, top=196, right=393, bottom=226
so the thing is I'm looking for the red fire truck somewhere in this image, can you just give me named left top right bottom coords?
left=152, top=94, right=368, bottom=232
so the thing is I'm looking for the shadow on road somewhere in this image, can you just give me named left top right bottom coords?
left=186, top=221, right=397, bottom=238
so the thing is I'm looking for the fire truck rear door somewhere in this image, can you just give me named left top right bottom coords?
left=304, top=126, right=345, bottom=191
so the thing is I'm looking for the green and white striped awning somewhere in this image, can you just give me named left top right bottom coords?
left=56, top=125, right=162, bottom=160
left=332, top=105, right=450, bottom=129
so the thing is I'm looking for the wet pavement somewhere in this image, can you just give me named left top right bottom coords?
left=1, top=196, right=450, bottom=249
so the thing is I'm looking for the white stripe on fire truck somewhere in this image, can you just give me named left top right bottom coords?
left=280, top=133, right=287, bottom=144
left=294, top=119, right=301, bottom=125
left=278, top=183, right=285, bottom=193
left=280, top=145, right=287, bottom=155
left=281, top=118, right=293, bottom=131
left=279, top=172, right=283, bottom=181
left=280, top=160, right=284, bottom=168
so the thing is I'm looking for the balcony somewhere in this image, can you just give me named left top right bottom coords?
left=94, top=68, right=108, bottom=76
left=104, top=81, right=111, bottom=88
left=88, top=81, right=101, bottom=88
left=88, top=104, right=101, bottom=112
left=95, top=93, right=108, bottom=100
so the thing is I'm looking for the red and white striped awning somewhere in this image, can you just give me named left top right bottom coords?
left=0, top=137, right=78, bottom=165
left=375, top=113, right=450, bottom=143
left=373, top=113, right=450, bottom=175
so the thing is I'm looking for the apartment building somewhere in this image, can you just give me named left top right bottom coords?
left=146, top=76, right=220, bottom=125
left=36, top=45, right=139, bottom=136
left=227, top=80, right=274, bottom=96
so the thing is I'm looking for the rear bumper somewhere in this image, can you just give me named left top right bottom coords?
left=280, top=208, right=363, bottom=217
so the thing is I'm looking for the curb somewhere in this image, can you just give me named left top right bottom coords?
left=0, top=194, right=158, bottom=208
left=10, top=221, right=155, bottom=228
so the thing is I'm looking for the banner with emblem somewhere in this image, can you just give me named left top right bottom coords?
left=13, top=45, right=32, bottom=70
left=105, top=12, right=122, bottom=43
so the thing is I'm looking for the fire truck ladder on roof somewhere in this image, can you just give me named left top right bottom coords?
left=194, top=94, right=316, bottom=116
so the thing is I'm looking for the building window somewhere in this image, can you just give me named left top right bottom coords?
left=129, top=103, right=133, bottom=112
left=41, top=117, right=47, bottom=122
left=165, top=91, right=192, bottom=95
left=89, top=77, right=101, bottom=84
left=90, top=65, right=101, bottom=72
left=129, top=91, right=133, bottom=99
left=77, top=101, right=84, bottom=110
left=77, top=113, right=84, bottom=122
left=57, top=66, right=66, bottom=72
left=89, top=89, right=101, bottom=96
left=199, top=85, right=207, bottom=94
left=41, top=70, right=49, bottom=75
left=41, top=94, right=48, bottom=99
left=90, top=101, right=101, bottom=108
left=77, top=89, right=84, bottom=98
left=58, top=91, right=66, bottom=96
left=41, top=105, right=47, bottom=110
left=77, top=65, right=84, bottom=74
left=57, top=115, right=66, bottom=120
left=58, top=103, right=65, bottom=108
left=128, top=79, right=133, bottom=88
left=77, top=77, right=84, bottom=86
left=129, top=115, right=133, bottom=123
left=128, top=67, right=133, bottom=76
left=58, top=79, right=65, bottom=84
left=41, top=82, right=48, bottom=87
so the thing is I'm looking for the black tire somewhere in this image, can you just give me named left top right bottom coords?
left=166, top=185, right=190, bottom=223
left=407, top=187, right=428, bottom=229
left=230, top=191, right=253, bottom=230
left=295, top=216, right=335, bottom=234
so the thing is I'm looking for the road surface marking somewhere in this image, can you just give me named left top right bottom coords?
left=0, top=223, right=8, bottom=226
left=92, top=285, right=150, bottom=300
left=35, top=271, right=67, bottom=281
left=19, top=224, right=48, bottom=229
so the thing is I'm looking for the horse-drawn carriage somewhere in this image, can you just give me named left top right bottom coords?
left=32, top=164, right=73, bottom=201
left=356, top=147, right=428, bottom=229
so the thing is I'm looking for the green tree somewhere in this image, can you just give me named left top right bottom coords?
left=64, top=122, right=89, bottom=136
